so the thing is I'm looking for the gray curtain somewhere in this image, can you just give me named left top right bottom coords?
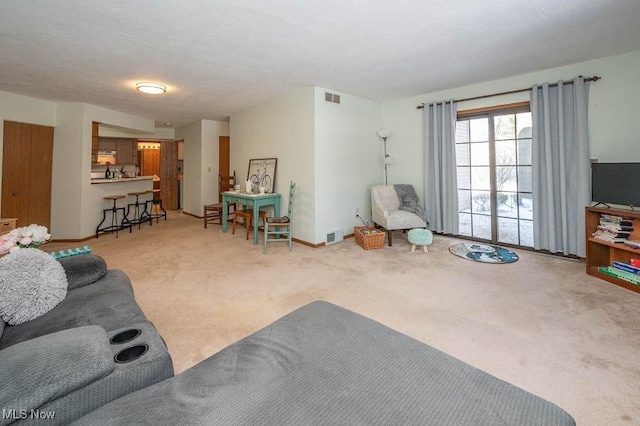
left=531, top=77, right=590, bottom=257
left=423, top=100, right=458, bottom=234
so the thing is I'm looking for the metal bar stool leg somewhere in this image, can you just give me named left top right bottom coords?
left=96, top=195, right=129, bottom=238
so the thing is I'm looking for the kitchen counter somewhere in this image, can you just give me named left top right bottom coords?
left=90, top=176, right=154, bottom=184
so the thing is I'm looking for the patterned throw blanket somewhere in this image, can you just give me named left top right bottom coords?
left=394, top=184, right=428, bottom=224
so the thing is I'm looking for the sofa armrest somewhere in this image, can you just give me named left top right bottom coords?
left=58, top=254, right=108, bottom=290
left=0, top=325, right=113, bottom=418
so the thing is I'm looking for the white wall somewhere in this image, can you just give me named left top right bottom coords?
left=175, top=121, right=202, bottom=216
left=52, top=103, right=85, bottom=238
left=314, top=88, right=382, bottom=243
left=383, top=49, right=640, bottom=202
left=99, top=126, right=175, bottom=140
left=201, top=120, right=230, bottom=210
left=174, top=119, right=229, bottom=217
left=230, top=87, right=316, bottom=243
left=53, top=103, right=155, bottom=239
left=0, top=91, right=57, bottom=217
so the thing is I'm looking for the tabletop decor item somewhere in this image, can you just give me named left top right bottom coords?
left=50, top=246, right=93, bottom=259
left=247, top=158, right=277, bottom=194
left=0, top=224, right=52, bottom=256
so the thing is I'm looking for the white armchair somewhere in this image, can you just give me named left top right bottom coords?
left=371, top=185, right=427, bottom=246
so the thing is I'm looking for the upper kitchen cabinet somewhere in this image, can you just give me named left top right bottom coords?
left=97, top=137, right=138, bottom=165
left=116, top=138, right=137, bottom=165
left=98, top=137, right=117, bottom=152
left=91, top=121, right=99, bottom=163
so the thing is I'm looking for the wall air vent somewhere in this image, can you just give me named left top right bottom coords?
left=326, top=229, right=344, bottom=245
left=324, top=92, right=341, bottom=104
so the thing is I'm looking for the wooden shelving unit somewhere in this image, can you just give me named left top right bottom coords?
left=586, top=206, right=640, bottom=293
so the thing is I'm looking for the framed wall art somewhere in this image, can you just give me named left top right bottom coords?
left=247, top=158, right=277, bottom=193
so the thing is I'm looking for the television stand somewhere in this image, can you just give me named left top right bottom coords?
left=586, top=206, right=640, bottom=293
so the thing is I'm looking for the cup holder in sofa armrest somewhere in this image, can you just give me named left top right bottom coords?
left=114, top=344, right=148, bottom=363
left=110, top=328, right=142, bottom=344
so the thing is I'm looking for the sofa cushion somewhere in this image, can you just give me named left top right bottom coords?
left=0, top=269, right=147, bottom=349
left=59, top=254, right=108, bottom=290
left=74, top=301, right=575, bottom=426
left=0, top=325, right=113, bottom=418
left=0, top=248, right=68, bottom=325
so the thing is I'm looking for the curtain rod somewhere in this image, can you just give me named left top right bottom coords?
left=416, top=75, right=601, bottom=109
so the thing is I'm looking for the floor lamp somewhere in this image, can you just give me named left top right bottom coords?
left=377, top=129, right=392, bottom=184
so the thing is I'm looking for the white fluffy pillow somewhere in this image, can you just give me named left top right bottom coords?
left=0, top=248, right=68, bottom=325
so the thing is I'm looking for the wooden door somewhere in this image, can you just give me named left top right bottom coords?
left=28, top=125, right=54, bottom=228
left=219, top=136, right=230, bottom=177
left=160, top=141, right=178, bottom=210
left=2, top=121, right=53, bottom=228
left=140, top=149, right=160, bottom=177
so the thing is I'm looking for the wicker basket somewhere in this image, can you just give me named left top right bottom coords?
left=354, top=226, right=385, bottom=250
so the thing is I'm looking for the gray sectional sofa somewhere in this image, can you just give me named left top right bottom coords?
left=0, top=255, right=173, bottom=425
left=1, top=255, right=575, bottom=425
left=74, top=301, right=576, bottom=426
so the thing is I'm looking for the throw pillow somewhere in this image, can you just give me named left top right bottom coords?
left=0, top=248, right=68, bottom=325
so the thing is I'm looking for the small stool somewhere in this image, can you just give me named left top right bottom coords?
left=146, top=189, right=167, bottom=223
left=96, top=195, right=132, bottom=238
left=233, top=209, right=266, bottom=240
left=408, top=228, right=433, bottom=254
left=123, top=191, right=152, bottom=229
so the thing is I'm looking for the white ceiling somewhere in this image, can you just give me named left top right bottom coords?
left=1, top=1, right=640, bottom=128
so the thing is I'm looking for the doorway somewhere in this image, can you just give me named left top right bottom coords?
left=455, top=107, right=533, bottom=247
left=2, top=121, right=54, bottom=229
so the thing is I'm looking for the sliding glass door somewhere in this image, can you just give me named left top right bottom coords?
left=455, top=108, right=533, bottom=247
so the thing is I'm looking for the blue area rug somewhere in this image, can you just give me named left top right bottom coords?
left=449, top=243, right=519, bottom=264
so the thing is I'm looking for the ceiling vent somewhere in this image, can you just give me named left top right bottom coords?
left=326, top=229, right=344, bottom=245
left=324, top=92, right=341, bottom=104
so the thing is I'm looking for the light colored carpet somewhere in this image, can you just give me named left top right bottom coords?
left=48, top=211, right=640, bottom=425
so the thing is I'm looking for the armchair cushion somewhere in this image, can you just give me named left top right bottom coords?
left=0, top=325, right=113, bottom=416
left=59, top=254, right=107, bottom=290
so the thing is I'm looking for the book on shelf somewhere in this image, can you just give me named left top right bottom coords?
left=597, top=223, right=633, bottom=233
left=631, top=258, right=640, bottom=268
left=592, top=229, right=629, bottom=243
left=598, top=266, right=640, bottom=285
left=600, top=214, right=634, bottom=225
left=594, top=227, right=631, bottom=237
left=623, top=240, right=640, bottom=249
left=611, top=261, right=640, bottom=275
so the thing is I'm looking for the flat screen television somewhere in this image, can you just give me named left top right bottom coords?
left=591, top=162, right=640, bottom=208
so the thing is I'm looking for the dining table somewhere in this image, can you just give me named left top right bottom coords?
left=222, top=191, right=281, bottom=244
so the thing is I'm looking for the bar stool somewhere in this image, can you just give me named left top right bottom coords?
left=96, top=195, right=132, bottom=238
left=123, top=191, right=152, bottom=230
left=147, top=189, right=167, bottom=223
left=233, top=209, right=266, bottom=240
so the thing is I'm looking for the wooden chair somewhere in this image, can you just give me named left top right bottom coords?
left=204, top=172, right=236, bottom=228
left=233, top=209, right=266, bottom=240
left=263, top=181, right=296, bottom=253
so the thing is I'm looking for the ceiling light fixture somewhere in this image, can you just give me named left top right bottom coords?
left=135, top=82, right=166, bottom=95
